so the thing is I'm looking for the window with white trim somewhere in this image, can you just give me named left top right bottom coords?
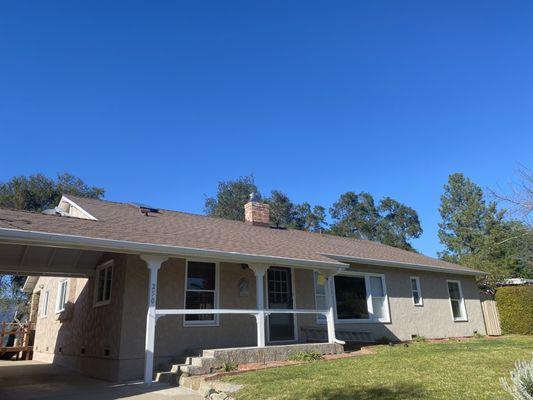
left=332, top=273, right=390, bottom=323
left=369, top=276, right=387, bottom=320
left=447, top=280, right=467, bottom=321
left=94, top=261, right=113, bottom=306
left=184, top=261, right=218, bottom=325
left=410, top=277, right=423, bottom=306
left=56, top=279, right=68, bottom=313
left=41, top=290, right=49, bottom=317
left=313, top=272, right=327, bottom=323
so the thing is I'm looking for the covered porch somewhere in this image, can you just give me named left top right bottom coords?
left=0, top=229, right=347, bottom=385
left=142, top=255, right=346, bottom=385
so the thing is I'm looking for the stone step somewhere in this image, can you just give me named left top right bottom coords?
left=202, top=349, right=216, bottom=358
left=154, top=371, right=180, bottom=385
left=170, top=363, right=183, bottom=373
left=179, top=364, right=213, bottom=376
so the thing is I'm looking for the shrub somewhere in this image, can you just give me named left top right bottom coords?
left=411, top=335, right=427, bottom=342
left=500, top=356, right=533, bottom=400
left=288, top=351, right=323, bottom=362
left=495, top=286, right=533, bottom=335
left=220, top=361, right=238, bottom=372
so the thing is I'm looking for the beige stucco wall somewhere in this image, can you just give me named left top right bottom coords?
left=32, top=253, right=126, bottom=381
left=116, top=256, right=258, bottom=381
left=32, top=253, right=486, bottom=382
left=299, top=264, right=486, bottom=342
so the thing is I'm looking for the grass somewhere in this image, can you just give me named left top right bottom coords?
left=223, top=336, right=533, bottom=400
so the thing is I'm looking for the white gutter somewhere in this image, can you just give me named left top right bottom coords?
left=0, top=228, right=348, bottom=271
left=321, top=253, right=486, bottom=276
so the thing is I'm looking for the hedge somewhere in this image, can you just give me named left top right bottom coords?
left=495, top=285, right=533, bottom=335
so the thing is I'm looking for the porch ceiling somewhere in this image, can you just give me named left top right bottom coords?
left=0, top=243, right=102, bottom=279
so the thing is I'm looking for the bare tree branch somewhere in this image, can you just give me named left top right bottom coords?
left=489, top=165, right=533, bottom=227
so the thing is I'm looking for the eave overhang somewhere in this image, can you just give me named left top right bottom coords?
left=321, top=253, right=487, bottom=276
left=0, top=227, right=348, bottom=271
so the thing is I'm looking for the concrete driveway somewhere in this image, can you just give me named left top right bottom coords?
left=0, top=360, right=203, bottom=400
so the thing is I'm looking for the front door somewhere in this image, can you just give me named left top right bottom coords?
left=267, top=267, right=295, bottom=342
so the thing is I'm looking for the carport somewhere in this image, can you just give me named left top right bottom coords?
left=0, top=359, right=202, bottom=400
left=0, top=240, right=105, bottom=359
left=0, top=242, right=103, bottom=279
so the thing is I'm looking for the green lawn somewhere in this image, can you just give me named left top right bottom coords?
left=223, top=336, right=533, bottom=400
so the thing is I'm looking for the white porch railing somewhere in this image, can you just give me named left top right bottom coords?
left=141, top=255, right=343, bottom=386
left=155, top=308, right=342, bottom=346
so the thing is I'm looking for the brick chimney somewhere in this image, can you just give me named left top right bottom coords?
left=244, top=193, right=270, bottom=227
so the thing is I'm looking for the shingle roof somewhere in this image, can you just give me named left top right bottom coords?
left=0, top=195, right=482, bottom=275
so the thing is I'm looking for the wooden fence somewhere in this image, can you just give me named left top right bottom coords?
left=480, top=294, right=502, bottom=336
left=0, top=321, right=35, bottom=360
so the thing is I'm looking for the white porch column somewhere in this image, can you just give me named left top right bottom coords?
left=141, top=254, right=168, bottom=386
left=248, top=264, right=268, bottom=347
left=324, top=273, right=337, bottom=344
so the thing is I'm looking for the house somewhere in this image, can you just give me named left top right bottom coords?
left=0, top=195, right=486, bottom=383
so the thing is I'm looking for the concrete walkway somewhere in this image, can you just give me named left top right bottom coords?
left=0, top=360, right=203, bottom=400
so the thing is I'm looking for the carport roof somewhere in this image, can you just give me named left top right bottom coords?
left=0, top=195, right=484, bottom=275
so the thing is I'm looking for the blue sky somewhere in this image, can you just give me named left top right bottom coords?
left=0, top=1, right=531, bottom=257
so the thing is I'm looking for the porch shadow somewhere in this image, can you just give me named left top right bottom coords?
left=309, top=383, right=427, bottom=400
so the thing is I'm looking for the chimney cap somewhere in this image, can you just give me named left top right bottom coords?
left=249, top=192, right=260, bottom=202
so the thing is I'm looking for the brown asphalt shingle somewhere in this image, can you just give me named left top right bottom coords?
left=0, top=195, right=480, bottom=274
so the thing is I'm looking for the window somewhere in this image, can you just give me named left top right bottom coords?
left=333, top=273, right=390, bottom=323
left=410, top=277, right=423, bottom=306
left=369, top=276, right=387, bottom=320
left=447, top=280, right=467, bottom=321
left=94, top=261, right=113, bottom=306
left=313, top=272, right=327, bottom=323
left=56, top=279, right=68, bottom=313
left=41, top=290, right=49, bottom=317
left=184, top=261, right=218, bottom=326
left=335, top=275, right=369, bottom=320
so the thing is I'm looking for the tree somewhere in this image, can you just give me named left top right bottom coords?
left=438, top=173, right=503, bottom=262
left=0, top=172, right=104, bottom=318
left=438, top=173, right=533, bottom=292
left=0, top=172, right=104, bottom=212
left=378, top=197, right=422, bottom=251
left=267, top=190, right=295, bottom=228
left=56, top=173, right=105, bottom=200
left=204, top=175, right=260, bottom=221
left=329, top=192, right=380, bottom=240
left=329, top=192, right=422, bottom=250
left=205, top=177, right=328, bottom=232
left=292, top=203, right=327, bottom=233
left=491, top=166, right=533, bottom=227
left=0, top=275, right=27, bottom=318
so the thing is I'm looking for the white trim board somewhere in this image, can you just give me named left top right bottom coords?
left=321, top=253, right=485, bottom=276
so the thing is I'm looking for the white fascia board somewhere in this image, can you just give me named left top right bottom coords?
left=60, top=195, right=98, bottom=221
left=0, top=228, right=348, bottom=271
left=321, top=253, right=486, bottom=277
left=21, top=276, right=39, bottom=293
